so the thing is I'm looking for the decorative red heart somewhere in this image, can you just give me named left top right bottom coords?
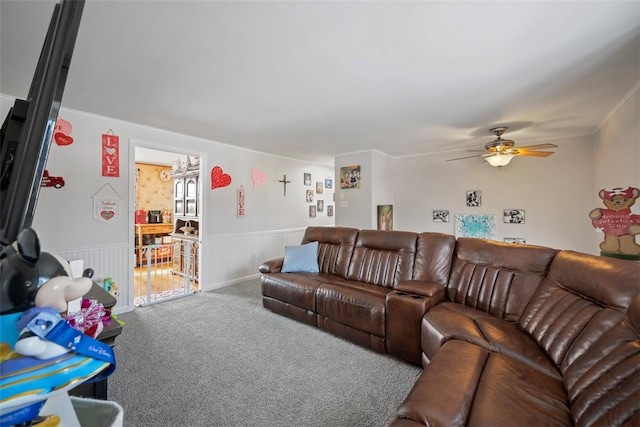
left=211, top=166, right=232, bottom=189
left=54, top=132, right=74, bottom=146
left=101, top=211, right=115, bottom=220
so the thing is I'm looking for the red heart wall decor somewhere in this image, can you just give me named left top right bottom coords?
left=54, top=132, right=74, bottom=146
left=211, top=166, right=232, bottom=189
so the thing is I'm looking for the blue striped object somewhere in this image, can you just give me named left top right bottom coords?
left=281, top=241, right=319, bottom=273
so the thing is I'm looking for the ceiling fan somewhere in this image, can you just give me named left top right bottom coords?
left=447, top=127, right=558, bottom=167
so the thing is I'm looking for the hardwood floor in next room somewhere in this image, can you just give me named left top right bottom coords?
left=133, top=264, right=199, bottom=303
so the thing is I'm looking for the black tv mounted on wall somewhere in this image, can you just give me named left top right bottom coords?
left=0, top=0, right=85, bottom=250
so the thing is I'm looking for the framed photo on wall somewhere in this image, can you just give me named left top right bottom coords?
left=454, top=214, right=496, bottom=239
left=503, top=209, right=525, bottom=223
left=433, top=210, right=449, bottom=223
left=504, top=237, right=526, bottom=244
left=466, top=190, right=482, bottom=207
left=309, top=205, right=316, bottom=218
left=325, top=178, right=333, bottom=189
left=340, top=165, right=361, bottom=189
left=327, top=205, right=334, bottom=217
left=304, top=173, right=311, bottom=186
left=317, top=200, right=324, bottom=212
left=306, top=190, right=314, bottom=202
left=377, top=205, right=393, bottom=230
left=316, top=182, right=323, bottom=194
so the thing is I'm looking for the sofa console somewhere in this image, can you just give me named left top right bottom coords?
left=259, top=226, right=639, bottom=426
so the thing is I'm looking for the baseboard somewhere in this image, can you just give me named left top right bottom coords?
left=202, top=273, right=261, bottom=292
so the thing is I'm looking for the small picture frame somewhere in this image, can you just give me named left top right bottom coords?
left=306, top=190, right=314, bottom=203
left=503, top=209, right=525, bottom=224
left=466, top=190, right=482, bottom=207
left=340, top=165, right=361, bottom=189
left=377, top=205, right=393, bottom=231
left=325, top=178, right=333, bottom=189
left=504, top=237, right=526, bottom=244
left=309, top=205, right=316, bottom=218
left=317, top=200, right=324, bottom=212
left=327, top=205, right=334, bottom=217
left=316, top=182, right=323, bottom=194
left=432, top=210, right=449, bottom=223
left=304, top=173, right=311, bottom=186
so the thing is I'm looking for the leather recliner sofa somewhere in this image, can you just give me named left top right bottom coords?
left=259, top=226, right=640, bottom=426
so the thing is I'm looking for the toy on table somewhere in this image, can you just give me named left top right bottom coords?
left=0, top=228, right=115, bottom=427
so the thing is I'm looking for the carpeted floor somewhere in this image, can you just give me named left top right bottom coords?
left=108, top=279, right=422, bottom=427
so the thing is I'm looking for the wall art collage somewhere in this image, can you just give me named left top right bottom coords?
left=304, top=173, right=333, bottom=218
left=432, top=189, right=527, bottom=244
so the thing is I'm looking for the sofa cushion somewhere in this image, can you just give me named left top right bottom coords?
left=301, top=226, right=359, bottom=278
left=518, top=251, right=640, bottom=426
left=346, top=230, right=418, bottom=287
left=281, top=241, right=319, bottom=273
left=396, top=340, right=571, bottom=427
left=316, top=281, right=391, bottom=337
left=412, top=232, right=456, bottom=285
left=421, top=302, right=560, bottom=379
left=519, top=251, right=639, bottom=371
left=447, top=238, right=557, bottom=322
left=261, top=273, right=331, bottom=311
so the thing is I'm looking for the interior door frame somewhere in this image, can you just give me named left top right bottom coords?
left=127, top=139, right=206, bottom=306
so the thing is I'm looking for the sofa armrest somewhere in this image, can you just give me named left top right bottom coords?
left=395, top=280, right=446, bottom=300
left=386, top=282, right=447, bottom=365
left=259, top=257, right=284, bottom=274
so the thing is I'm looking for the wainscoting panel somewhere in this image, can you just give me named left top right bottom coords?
left=202, top=228, right=305, bottom=290
left=53, top=228, right=306, bottom=313
left=54, top=245, right=131, bottom=310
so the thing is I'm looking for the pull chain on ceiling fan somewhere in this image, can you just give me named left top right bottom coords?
left=447, top=127, right=558, bottom=167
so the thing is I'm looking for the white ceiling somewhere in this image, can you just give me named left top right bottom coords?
left=1, top=0, right=639, bottom=166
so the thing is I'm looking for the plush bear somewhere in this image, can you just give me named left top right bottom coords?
left=589, top=186, right=640, bottom=256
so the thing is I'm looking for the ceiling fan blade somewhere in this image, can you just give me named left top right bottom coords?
left=516, top=143, right=558, bottom=150
left=445, top=153, right=486, bottom=162
left=514, top=150, right=555, bottom=157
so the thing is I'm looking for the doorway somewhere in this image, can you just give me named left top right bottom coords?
left=133, top=146, right=202, bottom=306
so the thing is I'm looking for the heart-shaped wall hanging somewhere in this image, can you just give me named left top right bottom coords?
left=54, top=132, right=74, bottom=146
left=211, top=166, right=232, bottom=189
left=55, top=117, right=72, bottom=136
left=251, top=167, right=267, bottom=188
left=101, top=211, right=115, bottom=221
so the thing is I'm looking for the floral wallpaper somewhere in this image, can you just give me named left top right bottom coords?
left=135, top=163, right=173, bottom=212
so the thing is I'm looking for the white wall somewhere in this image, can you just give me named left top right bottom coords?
left=334, top=151, right=373, bottom=229
left=334, top=150, right=395, bottom=230
left=592, top=86, right=640, bottom=248
left=371, top=151, right=395, bottom=228
left=393, top=134, right=596, bottom=253
left=1, top=95, right=334, bottom=312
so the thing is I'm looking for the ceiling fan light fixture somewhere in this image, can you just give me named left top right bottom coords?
left=485, top=153, right=514, bottom=167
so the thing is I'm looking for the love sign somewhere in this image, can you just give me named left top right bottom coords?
left=102, top=131, right=120, bottom=177
left=211, top=166, right=232, bottom=189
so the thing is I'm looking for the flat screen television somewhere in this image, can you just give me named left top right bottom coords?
left=0, top=0, right=84, bottom=250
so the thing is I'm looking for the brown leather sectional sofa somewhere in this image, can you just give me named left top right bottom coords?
left=259, top=226, right=640, bottom=426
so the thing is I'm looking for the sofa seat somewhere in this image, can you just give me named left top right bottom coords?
left=394, top=340, right=572, bottom=427
left=421, top=302, right=561, bottom=379
left=261, top=272, right=343, bottom=311
left=316, top=281, right=391, bottom=337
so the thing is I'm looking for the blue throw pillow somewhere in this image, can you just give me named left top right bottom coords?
left=281, top=241, right=319, bottom=273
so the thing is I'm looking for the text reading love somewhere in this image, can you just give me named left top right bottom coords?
left=102, top=133, right=120, bottom=177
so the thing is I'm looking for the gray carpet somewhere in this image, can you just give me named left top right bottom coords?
left=109, top=279, right=422, bottom=426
